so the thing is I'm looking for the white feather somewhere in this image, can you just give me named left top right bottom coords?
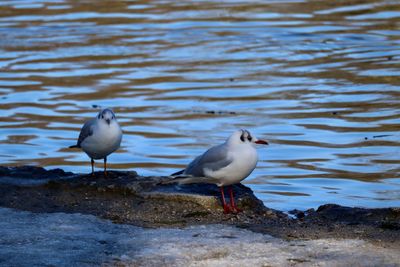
left=179, top=129, right=266, bottom=186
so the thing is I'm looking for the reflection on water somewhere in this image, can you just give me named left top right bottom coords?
left=0, top=0, right=399, bottom=211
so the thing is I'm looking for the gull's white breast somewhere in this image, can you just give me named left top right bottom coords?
left=204, top=144, right=258, bottom=186
left=81, top=121, right=122, bottom=159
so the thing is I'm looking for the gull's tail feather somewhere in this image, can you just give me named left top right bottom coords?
left=69, top=144, right=80, bottom=148
left=171, top=169, right=185, bottom=176
left=161, top=176, right=219, bottom=185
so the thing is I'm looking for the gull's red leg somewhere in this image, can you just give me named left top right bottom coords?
left=91, top=158, right=95, bottom=176
left=229, top=186, right=242, bottom=213
left=220, top=186, right=231, bottom=214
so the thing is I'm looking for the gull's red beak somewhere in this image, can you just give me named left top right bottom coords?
left=255, top=139, right=269, bottom=145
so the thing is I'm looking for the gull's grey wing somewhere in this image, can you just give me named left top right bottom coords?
left=184, top=143, right=233, bottom=177
left=71, top=119, right=95, bottom=148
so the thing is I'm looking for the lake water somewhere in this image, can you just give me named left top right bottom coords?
left=0, top=0, right=399, bottom=211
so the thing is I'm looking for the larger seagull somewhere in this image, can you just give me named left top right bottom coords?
left=171, top=129, right=268, bottom=213
left=69, top=108, right=122, bottom=176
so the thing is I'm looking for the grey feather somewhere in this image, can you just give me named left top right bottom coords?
left=167, top=139, right=233, bottom=185
left=184, top=143, right=233, bottom=177
left=75, top=119, right=95, bottom=147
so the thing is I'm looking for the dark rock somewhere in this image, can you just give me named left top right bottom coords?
left=311, top=204, right=400, bottom=226
left=0, top=166, right=280, bottom=227
left=0, top=166, right=399, bottom=249
left=0, top=166, right=72, bottom=179
left=289, top=209, right=305, bottom=220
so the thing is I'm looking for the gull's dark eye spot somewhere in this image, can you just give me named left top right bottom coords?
left=247, top=135, right=252, bottom=142
left=101, top=115, right=104, bottom=119
left=240, top=134, right=245, bottom=142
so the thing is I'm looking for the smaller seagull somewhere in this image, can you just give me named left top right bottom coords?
left=69, top=108, right=122, bottom=176
left=170, top=129, right=268, bottom=213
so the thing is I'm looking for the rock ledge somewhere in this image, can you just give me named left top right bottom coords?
left=0, top=166, right=399, bottom=249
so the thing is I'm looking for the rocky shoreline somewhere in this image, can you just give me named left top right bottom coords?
left=0, top=166, right=399, bottom=249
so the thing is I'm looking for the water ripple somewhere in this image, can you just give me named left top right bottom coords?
left=0, top=0, right=399, bottom=210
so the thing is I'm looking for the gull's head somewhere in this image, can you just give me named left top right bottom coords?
left=97, top=108, right=116, bottom=125
left=228, top=129, right=268, bottom=146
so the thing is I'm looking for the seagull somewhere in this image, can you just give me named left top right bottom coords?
left=170, top=129, right=268, bottom=213
left=69, top=108, right=122, bottom=176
